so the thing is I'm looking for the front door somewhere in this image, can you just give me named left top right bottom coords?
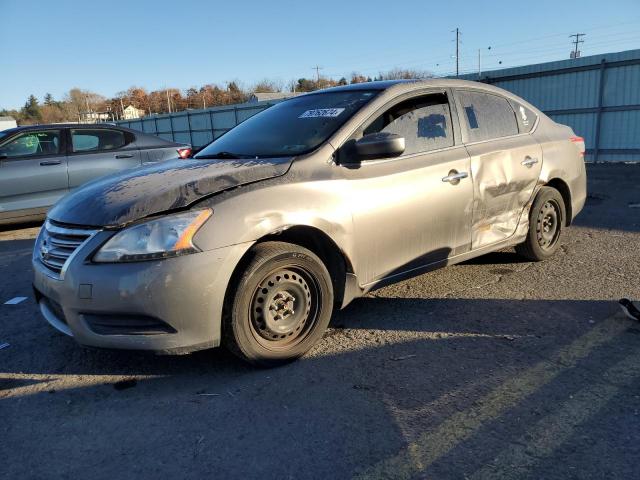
left=0, top=129, right=68, bottom=221
left=454, top=89, right=543, bottom=249
left=67, top=128, right=141, bottom=189
left=342, top=91, right=473, bottom=285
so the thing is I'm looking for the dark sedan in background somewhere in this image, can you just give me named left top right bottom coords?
left=0, top=124, right=191, bottom=225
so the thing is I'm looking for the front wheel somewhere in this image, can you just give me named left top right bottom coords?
left=223, top=241, right=334, bottom=366
left=516, top=186, right=566, bottom=261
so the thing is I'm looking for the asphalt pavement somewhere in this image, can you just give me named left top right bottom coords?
left=1, top=163, right=639, bottom=479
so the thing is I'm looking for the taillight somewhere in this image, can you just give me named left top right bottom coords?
left=177, top=147, right=192, bottom=159
left=570, top=136, right=585, bottom=157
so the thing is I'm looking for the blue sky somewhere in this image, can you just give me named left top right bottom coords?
left=1, top=0, right=639, bottom=109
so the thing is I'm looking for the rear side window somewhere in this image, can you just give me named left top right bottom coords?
left=457, top=91, right=518, bottom=142
left=71, top=129, right=126, bottom=152
left=510, top=101, right=538, bottom=133
left=364, top=93, right=454, bottom=155
left=0, top=130, right=61, bottom=158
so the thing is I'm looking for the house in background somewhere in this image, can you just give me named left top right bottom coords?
left=80, top=111, right=112, bottom=123
left=0, top=116, right=17, bottom=131
left=123, top=105, right=145, bottom=120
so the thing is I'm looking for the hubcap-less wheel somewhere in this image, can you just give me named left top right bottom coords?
left=250, top=268, right=318, bottom=348
left=536, top=199, right=561, bottom=250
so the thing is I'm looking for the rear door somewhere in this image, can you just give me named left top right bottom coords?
left=454, top=89, right=543, bottom=250
left=0, top=129, right=68, bottom=220
left=66, top=127, right=142, bottom=189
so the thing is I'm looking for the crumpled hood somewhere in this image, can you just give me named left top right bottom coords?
left=48, top=157, right=293, bottom=227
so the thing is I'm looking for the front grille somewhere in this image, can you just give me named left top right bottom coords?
left=38, top=220, right=98, bottom=275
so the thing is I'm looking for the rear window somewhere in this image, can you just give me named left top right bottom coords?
left=71, top=129, right=126, bottom=152
left=457, top=91, right=519, bottom=142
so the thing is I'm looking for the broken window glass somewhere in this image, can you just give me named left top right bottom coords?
left=364, top=94, right=454, bottom=155
left=458, top=91, right=519, bottom=142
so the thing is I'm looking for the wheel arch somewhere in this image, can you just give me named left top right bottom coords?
left=544, top=178, right=572, bottom=226
left=224, top=225, right=355, bottom=314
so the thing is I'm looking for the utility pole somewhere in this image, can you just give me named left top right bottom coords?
left=478, top=46, right=491, bottom=79
left=569, top=33, right=585, bottom=58
left=453, top=28, right=460, bottom=77
left=166, top=89, right=172, bottom=113
left=312, top=65, right=323, bottom=82
left=119, top=97, right=125, bottom=120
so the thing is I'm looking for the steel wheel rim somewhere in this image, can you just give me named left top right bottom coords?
left=536, top=199, right=561, bottom=250
left=249, top=266, right=320, bottom=350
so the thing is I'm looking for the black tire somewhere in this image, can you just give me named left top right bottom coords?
left=223, top=241, right=334, bottom=367
left=516, top=186, right=566, bottom=261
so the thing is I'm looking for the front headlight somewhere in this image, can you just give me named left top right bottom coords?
left=93, top=209, right=212, bottom=263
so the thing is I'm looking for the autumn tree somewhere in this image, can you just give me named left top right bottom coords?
left=350, top=73, right=369, bottom=84
left=252, top=79, right=284, bottom=93
left=378, top=68, right=433, bottom=80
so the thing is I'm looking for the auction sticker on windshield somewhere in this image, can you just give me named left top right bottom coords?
left=299, top=108, right=345, bottom=118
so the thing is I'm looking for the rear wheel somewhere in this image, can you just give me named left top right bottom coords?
left=516, top=186, right=566, bottom=261
left=223, top=241, right=333, bottom=366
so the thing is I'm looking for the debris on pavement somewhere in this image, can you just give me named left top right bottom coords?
left=3, top=297, right=27, bottom=305
left=390, top=354, right=417, bottom=361
left=619, top=298, right=640, bottom=321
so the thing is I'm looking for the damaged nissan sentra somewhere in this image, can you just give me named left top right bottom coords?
left=33, top=79, right=586, bottom=366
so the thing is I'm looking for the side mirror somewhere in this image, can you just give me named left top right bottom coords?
left=354, top=132, right=405, bottom=160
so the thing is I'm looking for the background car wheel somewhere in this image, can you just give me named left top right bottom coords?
left=516, top=186, right=566, bottom=262
left=223, top=241, right=334, bottom=367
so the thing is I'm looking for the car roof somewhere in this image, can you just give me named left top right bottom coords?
left=2, top=123, right=132, bottom=134
left=314, top=78, right=508, bottom=93
left=307, top=78, right=541, bottom=112
left=1, top=123, right=185, bottom=147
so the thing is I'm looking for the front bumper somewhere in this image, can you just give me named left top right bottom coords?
left=32, top=230, right=253, bottom=353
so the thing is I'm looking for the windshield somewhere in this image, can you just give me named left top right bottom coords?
left=195, top=90, right=378, bottom=158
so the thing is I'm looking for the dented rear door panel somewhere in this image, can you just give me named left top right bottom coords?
left=466, top=135, right=542, bottom=248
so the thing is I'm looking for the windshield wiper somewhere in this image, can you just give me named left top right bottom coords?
left=195, top=151, right=249, bottom=159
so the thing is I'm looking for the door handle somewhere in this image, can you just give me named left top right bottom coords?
left=115, top=153, right=134, bottom=159
left=442, top=170, right=468, bottom=185
left=521, top=156, right=539, bottom=168
left=39, top=160, right=61, bottom=166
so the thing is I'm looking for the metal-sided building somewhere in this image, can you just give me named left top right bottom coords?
left=115, top=48, right=640, bottom=162
left=460, top=48, right=640, bottom=163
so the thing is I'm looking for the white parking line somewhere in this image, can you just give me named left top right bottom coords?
left=4, top=296, right=27, bottom=305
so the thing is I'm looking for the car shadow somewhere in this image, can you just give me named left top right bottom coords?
left=1, top=296, right=638, bottom=479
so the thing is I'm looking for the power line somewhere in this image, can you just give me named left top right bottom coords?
left=569, top=33, right=586, bottom=58
left=453, top=28, right=461, bottom=77
left=311, top=65, right=323, bottom=82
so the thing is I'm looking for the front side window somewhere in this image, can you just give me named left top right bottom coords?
left=363, top=93, right=454, bottom=155
left=195, top=90, right=378, bottom=159
left=71, top=129, right=126, bottom=152
left=457, top=91, right=519, bottom=142
left=0, top=130, right=61, bottom=158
